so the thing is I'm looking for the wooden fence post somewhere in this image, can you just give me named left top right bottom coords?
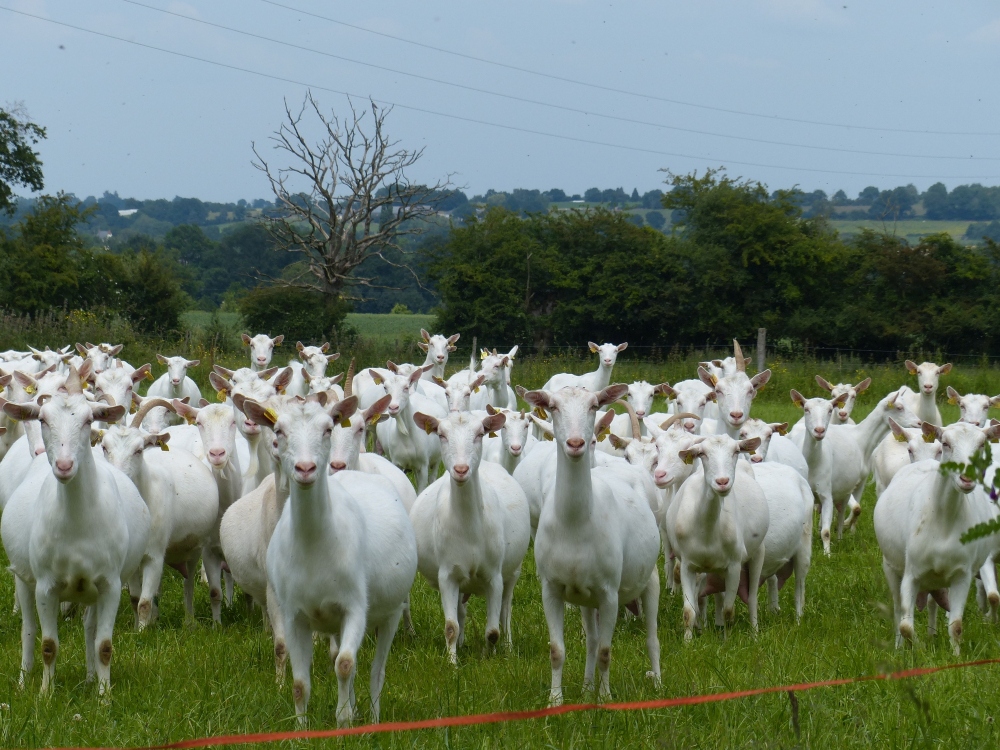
left=757, top=328, right=766, bottom=372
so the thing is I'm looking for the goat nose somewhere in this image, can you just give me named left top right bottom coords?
left=654, top=469, right=667, bottom=481
left=294, top=461, right=316, bottom=475
left=636, top=410, right=646, bottom=418
left=55, top=459, right=74, bottom=473
left=330, top=460, right=347, bottom=471
left=566, top=438, right=586, bottom=451
left=715, top=477, right=730, bottom=489
left=453, top=463, right=470, bottom=477
left=729, top=411, right=744, bottom=422
left=208, top=448, right=226, bottom=461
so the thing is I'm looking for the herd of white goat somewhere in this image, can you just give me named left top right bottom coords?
left=1, top=333, right=999, bottom=725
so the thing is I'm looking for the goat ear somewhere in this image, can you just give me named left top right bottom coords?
left=259, top=366, right=280, bottom=380
left=213, top=365, right=234, bottom=380
left=330, top=396, right=358, bottom=424
left=156, top=353, right=167, bottom=364
left=172, top=399, right=199, bottom=424
left=790, top=389, right=806, bottom=408
left=597, top=384, right=628, bottom=407
left=412, top=412, right=439, bottom=435
left=507, top=345, right=518, bottom=358
left=108, top=344, right=124, bottom=356
left=889, top=418, right=907, bottom=442
left=420, top=329, right=431, bottom=342
left=271, top=367, right=294, bottom=394
left=905, top=360, right=918, bottom=375
left=209, top=372, right=231, bottom=400
left=990, top=395, right=1000, bottom=408
left=301, top=370, right=312, bottom=383
left=770, top=422, right=789, bottom=436
left=408, top=368, right=425, bottom=385
left=3, top=401, right=41, bottom=421
left=273, top=335, right=284, bottom=347
left=697, top=366, right=717, bottom=389
left=243, top=399, right=276, bottom=428
left=78, top=359, right=94, bottom=383
left=241, top=333, right=252, bottom=346
left=678, top=446, right=701, bottom=465
left=938, top=363, right=953, bottom=375
left=946, top=386, right=960, bottom=405
left=833, top=393, right=849, bottom=408
left=131, top=364, right=152, bottom=383
left=522, top=389, right=551, bottom=410
left=363, top=395, right=392, bottom=425
left=617, top=342, right=628, bottom=352
left=985, top=423, right=1000, bottom=443
left=594, top=408, right=616, bottom=438
left=659, top=383, right=677, bottom=400
left=186, top=359, right=200, bottom=368
left=432, top=376, right=447, bottom=388
left=854, top=377, right=871, bottom=394
left=417, top=342, right=429, bottom=352
left=588, top=341, right=599, bottom=353
left=327, top=352, right=340, bottom=362
left=368, top=369, right=385, bottom=386
left=482, top=413, right=506, bottom=434
left=447, top=333, right=460, bottom=345
left=609, top=434, right=629, bottom=450
left=738, top=437, right=762, bottom=454
left=815, top=375, right=834, bottom=392
left=296, top=341, right=305, bottom=352
left=750, top=369, right=771, bottom=391
left=75, top=342, right=88, bottom=356
left=921, top=421, right=943, bottom=442
left=91, top=403, right=127, bottom=424
left=386, top=361, right=399, bottom=374
left=0, top=374, right=10, bottom=388
left=144, top=432, right=170, bottom=450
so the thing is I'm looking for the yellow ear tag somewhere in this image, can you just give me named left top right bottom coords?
left=24, top=385, right=35, bottom=395
left=488, top=431, right=498, bottom=438
left=145, top=370, right=153, bottom=381
left=534, top=406, right=548, bottom=419
left=264, top=407, right=279, bottom=424
left=710, top=375, right=718, bottom=385
left=473, top=386, right=480, bottom=393
left=372, top=375, right=383, bottom=385
left=668, top=393, right=677, bottom=401
left=948, top=397, right=957, bottom=405
left=893, top=432, right=907, bottom=443
left=217, top=389, right=228, bottom=402
left=186, top=416, right=196, bottom=425
left=794, top=401, right=803, bottom=409
left=159, top=441, right=169, bottom=451
left=683, top=454, right=694, bottom=465
left=747, top=449, right=756, bottom=456
left=368, top=415, right=380, bottom=426
left=342, top=418, right=351, bottom=428
left=130, top=403, right=137, bottom=414
left=423, top=422, right=434, bottom=435
left=776, top=427, right=787, bottom=436
left=991, top=436, right=999, bottom=444
left=922, top=432, right=935, bottom=444
left=885, top=400, right=896, bottom=410
left=543, top=433, right=554, bottom=441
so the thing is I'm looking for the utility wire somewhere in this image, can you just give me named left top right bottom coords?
left=5, top=6, right=1000, bottom=180
left=120, top=0, right=1000, bottom=162
left=259, top=0, right=1000, bottom=138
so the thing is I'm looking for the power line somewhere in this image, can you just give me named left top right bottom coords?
left=259, top=0, right=1000, bottom=139
left=120, top=0, right=1000, bottom=163
left=5, top=5, right=1000, bottom=180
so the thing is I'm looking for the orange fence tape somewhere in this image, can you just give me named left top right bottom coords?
left=58, top=657, right=1000, bottom=750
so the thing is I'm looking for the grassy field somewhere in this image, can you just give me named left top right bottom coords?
left=3, top=352, right=1000, bottom=748
left=828, top=219, right=973, bottom=243
left=179, top=312, right=437, bottom=343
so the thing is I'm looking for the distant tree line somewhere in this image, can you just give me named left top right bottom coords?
left=428, top=170, right=1000, bottom=356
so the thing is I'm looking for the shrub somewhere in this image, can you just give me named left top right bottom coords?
left=238, top=285, right=348, bottom=344
left=390, top=303, right=413, bottom=315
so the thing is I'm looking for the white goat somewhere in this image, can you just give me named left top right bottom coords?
left=482, top=407, right=537, bottom=474
left=417, top=329, right=460, bottom=380
left=410, top=410, right=531, bottom=663
left=1, top=368, right=150, bottom=695
left=872, top=417, right=943, bottom=497
left=738, top=418, right=809, bottom=481
left=542, top=342, right=627, bottom=393
left=874, top=421, right=1000, bottom=654
left=601, top=380, right=670, bottom=445
left=242, top=333, right=284, bottom=372
left=244, top=396, right=417, bottom=726
left=945, top=386, right=1000, bottom=428
left=900, top=360, right=952, bottom=425
left=146, top=355, right=202, bottom=418
left=668, top=434, right=768, bottom=639
left=100, top=398, right=219, bottom=629
left=370, top=366, right=447, bottom=492
left=697, top=340, right=771, bottom=438
left=523, top=384, right=660, bottom=705
left=74, top=342, right=123, bottom=374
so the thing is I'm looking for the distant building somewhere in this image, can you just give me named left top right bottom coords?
left=97, top=229, right=113, bottom=242
left=118, top=208, right=138, bottom=217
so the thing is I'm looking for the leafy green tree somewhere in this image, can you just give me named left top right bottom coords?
left=0, top=107, right=46, bottom=215
left=239, top=285, right=348, bottom=344
left=645, top=210, right=666, bottom=230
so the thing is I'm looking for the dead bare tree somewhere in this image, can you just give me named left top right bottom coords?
left=252, top=92, right=449, bottom=301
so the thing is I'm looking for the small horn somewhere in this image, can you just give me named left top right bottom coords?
left=97, top=393, right=116, bottom=406
left=131, top=396, right=175, bottom=429
left=658, top=412, right=701, bottom=431
left=733, top=339, right=746, bottom=372
left=343, top=358, right=356, bottom=399
left=615, top=399, right=641, bottom=439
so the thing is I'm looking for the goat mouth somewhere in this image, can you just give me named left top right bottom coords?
left=294, top=469, right=318, bottom=484
left=958, top=476, right=976, bottom=492
left=838, top=411, right=848, bottom=420
left=750, top=455, right=763, bottom=463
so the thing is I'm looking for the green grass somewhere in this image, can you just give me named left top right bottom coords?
left=179, top=311, right=436, bottom=343
left=4, top=360, right=1000, bottom=747
left=829, top=219, right=974, bottom=243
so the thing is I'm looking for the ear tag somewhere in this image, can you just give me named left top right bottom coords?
left=186, top=416, right=196, bottom=425
left=710, top=375, right=718, bottom=385
left=893, top=432, right=908, bottom=443
left=747, top=449, right=756, bottom=456
left=886, top=399, right=896, bottom=410
left=543, top=433, right=554, bottom=441
left=278, top=386, right=286, bottom=395
left=342, top=418, right=351, bottom=428
left=474, top=386, right=481, bottom=393
left=373, top=375, right=383, bottom=385
left=160, top=441, right=169, bottom=452
left=424, top=422, right=434, bottom=435
left=488, top=431, right=498, bottom=438
left=145, top=370, right=153, bottom=381
left=683, top=454, right=694, bottom=465
left=368, top=415, right=380, bottom=426
left=533, top=406, right=548, bottom=419
left=948, top=397, right=957, bottom=405
left=776, top=427, right=787, bottom=436
left=991, top=437, right=999, bottom=444
left=264, top=407, right=279, bottom=424
left=480, top=349, right=489, bottom=360
left=217, top=389, right=228, bottom=402
left=82, top=382, right=90, bottom=390
left=922, top=432, right=935, bottom=444
left=24, top=385, right=35, bottom=395
left=130, top=403, right=137, bottom=414
left=794, top=401, right=803, bottom=409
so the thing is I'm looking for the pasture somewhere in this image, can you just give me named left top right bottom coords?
left=2, top=336, right=1000, bottom=748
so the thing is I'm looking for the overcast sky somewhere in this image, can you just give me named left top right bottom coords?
left=4, top=0, right=1000, bottom=203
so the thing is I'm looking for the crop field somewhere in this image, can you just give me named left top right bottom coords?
left=828, top=219, right=974, bottom=243
left=3, top=344, right=1000, bottom=749
left=180, top=312, right=437, bottom=344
